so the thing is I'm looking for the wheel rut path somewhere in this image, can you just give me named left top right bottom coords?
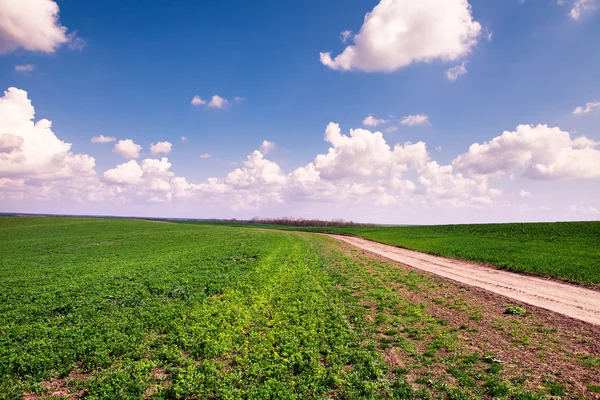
left=327, top=234, right=600, bottom=326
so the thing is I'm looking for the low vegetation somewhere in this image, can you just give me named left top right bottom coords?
left=1, top=217, right=598, bottom=399
left=192, top=221, right=600, bottom=286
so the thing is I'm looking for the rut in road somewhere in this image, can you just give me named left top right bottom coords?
left=327, top=234, right=600, bottom=326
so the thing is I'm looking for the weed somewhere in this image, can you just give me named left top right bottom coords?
left=505, top=305, right=527, bottom=316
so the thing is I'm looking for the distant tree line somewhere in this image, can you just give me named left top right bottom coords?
left=249, top=217, right=370, bottom=227
left=202, top=217, right=370, bottom=227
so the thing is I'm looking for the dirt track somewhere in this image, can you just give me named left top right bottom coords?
left=328, top=234, right=600, bottom=326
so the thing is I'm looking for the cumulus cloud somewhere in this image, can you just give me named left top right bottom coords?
left=0, top=0, right=77, bottom=54
left=259, top=140, right=276, bottom=155
left=208, top=95, right=229, bottom=108
left=453, top=124, right=600, bottom=179
left=312, top=122, right=429, bottom=181
left=91, top=135, right=116, bottom=144
left=199, top=153, right=211, bottom=159
left=401, top=114, right=430, bottom=126
left=4, top=87, right=600, bottom=221
left=113, top=139, right=142, bottom=159
left=191, top=95, right=205, bottom=106
left=320, top=0, right=481, bottom=72
left=446, top=62, right=467, bottom=81
left=150, top=141, right=172, bottom=155
left=14, top=64, right=35, bottom=72
left=103, top=160, right=143, bottom=185
left=573, top=101, right=600, bottom=115
left=362, top=115, right=386, bottom=127
left=181, top=136, right=187, bottom=142
left=0, top=87, right=100, bottom=202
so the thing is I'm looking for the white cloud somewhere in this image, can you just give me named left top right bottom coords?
left=259, top=140, right=276, bottom=155
left=91, top=135, right=116, bottom=144
left=14, top=64, right=35, bottom=72
left=453, top=124, right=600, bottom=179
left=113, top=139, right=142, bottom=159
left=362, top=115, right=387, bottom=127
left=192, top=95, right=231, bottom=108
left=199, top=153, right=211, bottom=159
left=233, top=97, right=245, bottom=103
left=0, top=87, right=100, bottom=202
left=181, top=136, right=187, bottom=142
left=312, top=122, right=429, bottom=181
left=435, top=146, right=443, bottom=152
left=0, top=0, right=76, bottom=54
left=573, top=101, right=600, bottom=115
left=208, top=95, right=229, bottom=108
left=340, top=30, right=352, bottom=43
left=103, top=160, right=143, bottom=185
left=191, top=95, right=205, bottom=106
left=320, top=0, right=481, bottom=72
left=567, top=0, right=599, bottom=19
left=4, top=86, right=600, bottom=223
left=401, top=114, right=430, bottom=126
left=446, top=62, right=467, bottom=81
left=519, top=189, right=531, bottom=197
left=385, top=126, right=398, bottom=133
left=150, top=141, right=172, bottom=155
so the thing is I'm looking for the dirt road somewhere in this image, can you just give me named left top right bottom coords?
left=328, top=234, right=600, bottom=326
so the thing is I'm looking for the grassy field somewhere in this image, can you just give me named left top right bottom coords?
left=1, top=217, right=599, bottom=399
left=191, top=221, right=600, bottom=286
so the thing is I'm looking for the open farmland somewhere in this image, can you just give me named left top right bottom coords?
left=1, top=217, right=599, bottom=399
left=197, top=221, right=600, bottom=286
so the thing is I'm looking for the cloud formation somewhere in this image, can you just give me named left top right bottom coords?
left=320, top=0, right=481, bottom=72
left=191, top=95, right=205, bottom=106
left=446, top=63, right=467, bottom=81
left=0, top=0, right=75, bottom=54
left=151, top=141, right=172, bottom=155
left=259, top=140, right=276, bottom=155
left=401, top=114, right=430, bottom=126
left=208, top=95, right=229, bottom=108
left=192, top=95, right=231, bottom=108
left=567, top=0, right=599, bottom=19
left=573, top=101, right=600, bottom=115
left=91, top=135, right=116, bottom=144
left=2, top=87, right=599, bottom=222
left=363, top=115, right=386, bottom=127
left=453, top=124, right=600, bottom=179
left=113, top=139, right=142, bottom=159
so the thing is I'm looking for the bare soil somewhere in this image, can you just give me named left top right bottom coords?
left=328, top=234, right=600, bottom=326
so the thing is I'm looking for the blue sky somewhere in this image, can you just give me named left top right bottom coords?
left=0, top=0, right=599, bottom=223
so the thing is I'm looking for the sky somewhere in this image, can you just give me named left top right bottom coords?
left=0, top=0, right=599, bottom=224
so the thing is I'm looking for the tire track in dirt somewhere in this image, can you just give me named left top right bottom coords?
left=327, top=234, right=600, bottom=326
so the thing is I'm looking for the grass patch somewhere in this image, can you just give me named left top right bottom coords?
left=191, top=220, right=600, bottom=285
left=1, top=216, right=598, bottom=399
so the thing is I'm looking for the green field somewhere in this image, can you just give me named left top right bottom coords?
left=195, top=221, right=600, bottom=286
left=1, top=217, right=599, bottom=399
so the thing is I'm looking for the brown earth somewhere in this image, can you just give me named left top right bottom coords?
left=324, top=237, right=600, bottom=398
left=327, top=234, right=600, bottom=326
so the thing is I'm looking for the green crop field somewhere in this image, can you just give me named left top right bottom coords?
left=1, top=217, right=599, bottom=399
left=197, top=221, right=600, bottom=286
